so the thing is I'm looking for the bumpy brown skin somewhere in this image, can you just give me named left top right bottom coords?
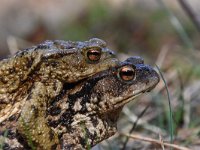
left=0, top=57, right=159, bottom=150
left=0, top=38, right=119, bottom=149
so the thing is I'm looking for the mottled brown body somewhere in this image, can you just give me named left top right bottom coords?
left=0, top=56, right=159, bottom=150
left=0, top=38, right=119, bottom=149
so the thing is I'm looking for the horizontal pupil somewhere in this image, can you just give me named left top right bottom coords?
left=87, top=50, right=101, bottom=62
left=123, top=70, right=133, bottom=76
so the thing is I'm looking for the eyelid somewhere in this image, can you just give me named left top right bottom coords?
left=87, top=46, right=102, bottom=51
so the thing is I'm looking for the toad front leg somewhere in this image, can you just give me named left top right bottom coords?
left=60, top=118, right=117, bottom=150
left=18, top=82, right=61, bottom=150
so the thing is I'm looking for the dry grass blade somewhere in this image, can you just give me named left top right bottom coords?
left=155, top=44, right=169, bottom=68
left=120, top=133, right=191, bottom=150
left=6, top=35, right=33, bottom=55
left=122, top=106, right=167, bottom=135
left=183, top=81, right=200, bottom=128
left=157, top=0, right=194, bottom=50
left=7, top=36, right=19, bottom=55
left=178, top=0, right=200, bottom=32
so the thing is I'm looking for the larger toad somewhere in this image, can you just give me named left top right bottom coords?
left=0, top=38, right=119, bottom=149
left=0, top=56, right=159, bottom=150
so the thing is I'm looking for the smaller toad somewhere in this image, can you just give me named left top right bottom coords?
left=0, top=56, right=159, bottom=150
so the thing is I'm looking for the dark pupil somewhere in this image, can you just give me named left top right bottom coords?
left=120, top=67, right=135, bottom=81
left=87, top=49, right=101, bottom=61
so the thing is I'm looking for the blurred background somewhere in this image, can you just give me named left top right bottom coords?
left=1, top=0, right=200, bottom=149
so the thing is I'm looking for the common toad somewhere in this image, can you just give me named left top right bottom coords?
left=0, top=38, right=119, bottom=149
left=0, top=56, right=159, bottom=149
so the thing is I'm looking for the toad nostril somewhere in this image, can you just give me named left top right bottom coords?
left=109, top=51, right=115, bottom=56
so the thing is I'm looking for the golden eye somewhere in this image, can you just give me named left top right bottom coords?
left=87, top=48, right=101, bottom=62
left=119, top=66, right=135, bottom=81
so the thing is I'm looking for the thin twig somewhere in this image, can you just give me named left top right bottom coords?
left=120, top=133, right=191, bottom=150
left=122, top=106, right=167, bottom=135
left=159, top=134, right=165, bottom=150
left=121, top=105, right=149, bottom=150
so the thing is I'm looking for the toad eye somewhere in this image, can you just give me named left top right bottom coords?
left=87, top=48, right=101, bottom=62
left=119, top=66, right=135, bottom=81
